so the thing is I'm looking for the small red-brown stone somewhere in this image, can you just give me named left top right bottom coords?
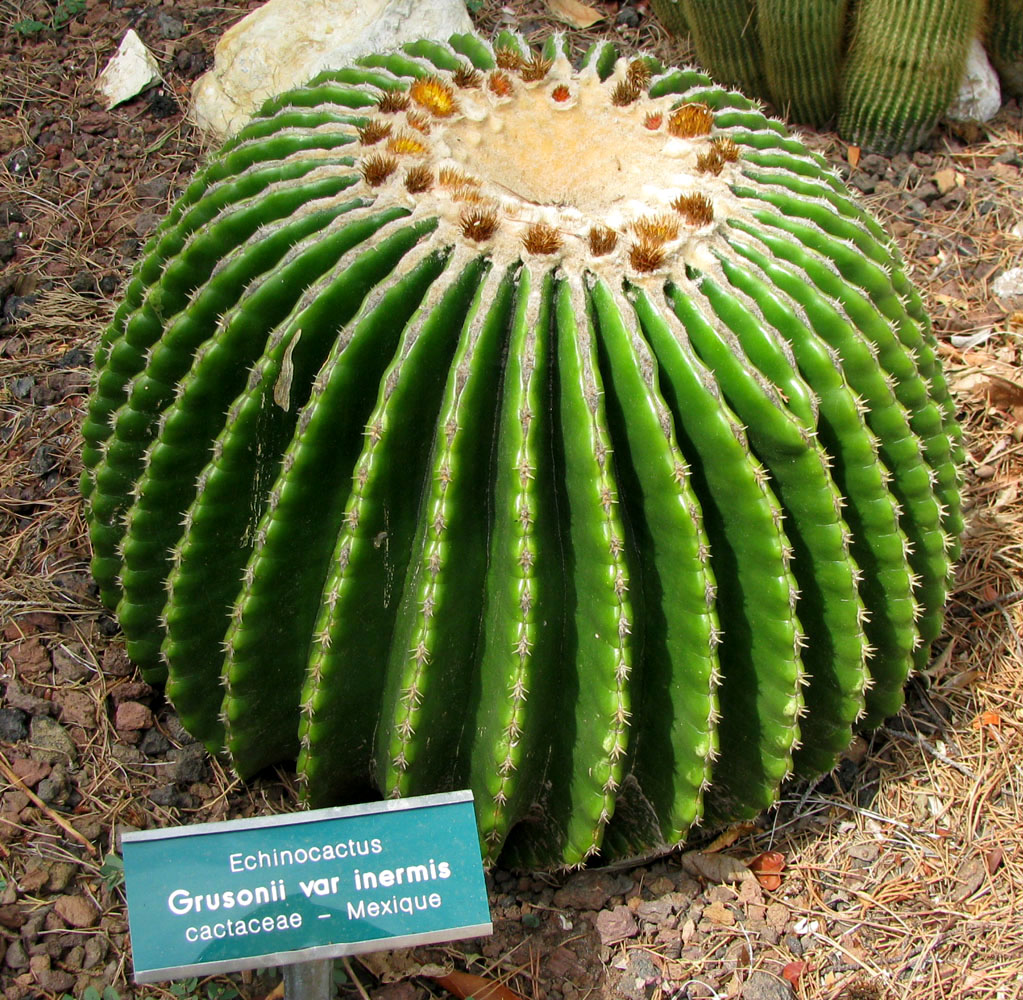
left=115, top=701, right=154, bottom=731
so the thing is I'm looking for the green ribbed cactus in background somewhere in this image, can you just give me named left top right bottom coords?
left=669, top=0, right=768, bottom=100
left=986, top=0, right=1023, bottom=96
left=760, top=0, right=849, bottom=127
left=83, top=33, right=963, bottom=868
left=652, top=0, right=991, bottom=155
left=840, top=0, right=985, bottom=154
left=649, top=0, right=689, bottom=36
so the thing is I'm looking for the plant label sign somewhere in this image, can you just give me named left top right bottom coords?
left=122, top=791, right=492, bottom=984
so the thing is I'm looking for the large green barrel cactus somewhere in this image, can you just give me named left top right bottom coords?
left=82, top=33, right=962, bottom=868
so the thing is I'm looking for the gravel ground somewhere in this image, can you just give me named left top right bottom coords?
left=2, top=3, right=1022, bottom=999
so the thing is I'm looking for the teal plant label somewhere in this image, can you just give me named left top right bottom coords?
left=122, top=791, right=491, bottom=983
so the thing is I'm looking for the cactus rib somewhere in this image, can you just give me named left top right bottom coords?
left=588, top=279, right=717, bottom=852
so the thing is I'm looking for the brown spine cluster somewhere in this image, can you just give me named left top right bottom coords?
left=403, top=166, right=433, bottom=194
left=632, top=214, right=681, bottom=244
left=627, top=59, right=652, bottom=88
left=671, top=193, right=715, bottom=227
left=439, top=167, right=480, bottom=189
left=711, top=137, right=740, bottom=163
left=520, top=54, right=553, bottom=83
left=667, top=103, right=714, bottom=138
left=376, top=91, right=410, bottom=114
left=588, top=226, right=618, bottom=256
left=696, top=139, right=739, bottom=176
left=387, top=131, right=427, bottom=156
left=611, top=79, right=642, bottom=107
left=696, top=151, right=722, bottom=175
left=450, top=186, right=488, bottom=204
left=522, top=223, right=563, bottom=255
left=405, top=111, right=432, bottom=134
left=361, top=154, right=398, bottom=187
left=488, top=71, right=514, bottom=97
left=644, top=112, right=663, bottom=130
left=495, top=45, right=524, bottom=70
left=460, top=207, right=499, bottom=242
left=453, top=64, right=482, bottom=89
left=629, top=241, right=667, bottom=272
left=358, top=120, right=392, bottom=145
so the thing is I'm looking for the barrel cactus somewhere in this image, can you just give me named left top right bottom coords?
left=654, top=0, right=987, bottom=155
left=82, top=32, right=962, bottom=868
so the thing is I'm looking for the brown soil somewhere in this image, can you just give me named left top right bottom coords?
left=1, top=3, right=1022, bottom=1000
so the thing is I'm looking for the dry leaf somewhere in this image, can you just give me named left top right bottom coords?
left=985, top=374, right=1023, bottom=410
left=953, top=856, right=987, bottom=902
left=748, top=850, right=786, bottom=891
left=546, top=0, right=605, bottom=28
left=704, top=821, right=755, bottom=852
left=932, top=291, right=970, bottom=311
left=782, top=961, right=808, bottom=985
left=973, top=710, right=1002, bottom=729
left=933, top=167, right=957, bottom=195
left=847, top=145, right=861, bottom=168
left=703, top=900, right=735, bottom=926
left=985, top=848, right=1005, bottom=875
left=680, top=850, right=748, bottom=883
left=432, top=971, right=523, bottom=1000
left=942, top=668, right=981, bottom=692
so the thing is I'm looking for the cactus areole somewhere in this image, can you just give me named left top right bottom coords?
left=83, top=34, right=963, bottom=869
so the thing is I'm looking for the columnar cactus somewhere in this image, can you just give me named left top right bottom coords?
left=82, top=33, right=963, bottom=868
left=759, top=0, right=849, bottom=128
left=665, top=0, right=767, bottom=101
left=839, top=0, right=985, bottom=154
left=649, top=0, right=689, bottom=37
left=986, top=0, right=1023, bottom=97
left=655, top=0, right=988, bottom=155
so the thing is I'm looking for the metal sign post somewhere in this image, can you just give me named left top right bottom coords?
left=283, top=957, right=334, bottom=998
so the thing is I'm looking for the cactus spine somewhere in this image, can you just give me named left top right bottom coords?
left=83, top=32, right=962, bottom=868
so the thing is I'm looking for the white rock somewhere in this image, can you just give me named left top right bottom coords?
left=191, top=0, right=475, bottom=139
left=946, top=37, right=1001, bottom=123
left=96, top=30, right=162, bottom=110
left=992, top=266, right=1023, bottom=299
